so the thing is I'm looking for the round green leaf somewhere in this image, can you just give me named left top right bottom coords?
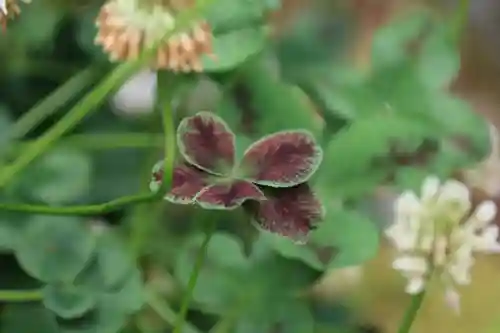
left=92, top=299, right=129, bottom=333
left=319, top=114, right=430, bottom=184
left=75, top=230, right=132, bottom=291
left=417, top=26, right=460, bottom=90
left=175, top=233, right=245, bottom=313
left=65, top=270, right=144, bottom=333
left=297, top=66, right=372, bottom=120
left=15, top=216, right=95, bottom=283
left=103, top=267, right=145, bottom=314
left=17, top=148, right=92, bottom=205
left=96, top=233, right=134, bottom=287
left=42, top=283, right=97, bottom=319
left=320, top=209, right=380, bottom=269
left=428, top=93, right=490, bottom=147
left=231, top=253, right=318, bottom=332
left=0, top=214, right=28, bottom=251
left=207, top=233, right=247, bottom=268
left=202, top=27, right=267, bottom=72
left=57, top=301, right=127, bottom=333
left=259, top=232, right=324, bottom=271
left=73, top=256, right=104, bottom=292
left=371, top=10, right=430, bottom=69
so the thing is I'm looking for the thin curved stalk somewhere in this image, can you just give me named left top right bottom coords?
left=396, top=290, right=427, bottom=333
left=145, top=288, right=201, bottom=333
left=173, top=223, right=216, bottom=333
left=0, top=289, right=43, bottom=302
left=0, top=193, right=158, bottom=215
left=128, top=70, right=177, bottom=256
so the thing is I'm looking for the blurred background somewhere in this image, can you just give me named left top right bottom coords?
left=2, top=0, right=500, bottom=333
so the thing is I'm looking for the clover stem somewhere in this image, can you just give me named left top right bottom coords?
left=396, top=289, right=427, bottom=333
left=451, top=0, right=470, bottom=43
left=173, top=223, right=216, bottom=333
left=129, top=71, right=177, bottom=257
left=156, top=71, right=177, bottom=195
left=0, top=194, right=158, bottom=215
left=0, top=289, right=42, bottom=302
left=145, top=287, right=202, bottom=333
left=127, top=131, right=165, bottom=258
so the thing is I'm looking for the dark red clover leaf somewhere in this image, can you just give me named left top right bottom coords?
left=166, top=164, right=211, bottom=204
left=150, top=160, right=165, bottom=193
left=151, top=112, right=326, bottom=239
left=150, top=161, right=210, bottom=204
left=244, top=183, right=325, bottom=242
left=177, top=111, right=236, bottom=175
left=238, top=130, right=323, bottom=187
left=195, top=180, right=266, bottom=210
left=151, top=112, right=265, bottom=209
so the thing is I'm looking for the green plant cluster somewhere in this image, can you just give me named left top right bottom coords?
left=0, top=0, right=486, bottom=332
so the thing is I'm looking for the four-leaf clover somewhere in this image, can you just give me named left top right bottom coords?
left=150, top=111, right=325, bottom=240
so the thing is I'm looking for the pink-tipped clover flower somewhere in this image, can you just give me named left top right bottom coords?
left=150, top=111, right=325, bottom=240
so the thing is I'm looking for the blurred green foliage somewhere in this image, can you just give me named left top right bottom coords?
left=0, top=0, right=488, bottom=333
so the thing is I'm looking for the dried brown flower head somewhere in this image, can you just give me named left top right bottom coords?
left=94, top=0, right=214, bottom=72
left=0, top=0, right=30, bottom=29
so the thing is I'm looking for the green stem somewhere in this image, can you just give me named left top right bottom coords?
left=127, top=149, right=163, bottom=257
left=145, top=288, right=201, bottom=333
left=0, top=0, right=214, bottom=189
left=128, top=71, right=177, bottom=257
left=9, top=66, right=102, bottom=140
left=0, top=134, right=168, bottom=216
left=451, top=0, right=470, bottom=43
left=396, top=290, right=427, bottom=333
left=0, top=289, right=43, bottom=302
left=173, top=224, right=216, bottom=333
left=156, top=72, right=177, bottom=196
left=125, top=117, right=165, bottom=257
left=0, top=193, right=158, bottom=215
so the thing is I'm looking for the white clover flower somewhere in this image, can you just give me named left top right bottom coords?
left=1, top=0, right=6, bottom=15
left=94, top=0, right=214, bottom=72
left=385, top=176, right=499, bottom=313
